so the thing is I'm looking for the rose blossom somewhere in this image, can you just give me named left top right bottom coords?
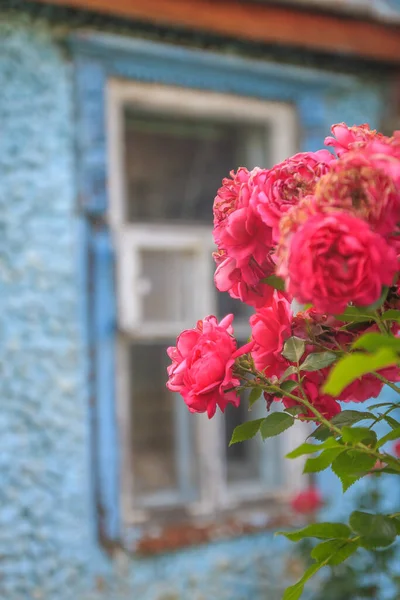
left=166, top=315, right=247, bottom=419
left=286, top=212, right=398, bottom=314
left=213, top=251, right=275, bottom=309
left=394, top=440, right=400, bottom=458
left=213, top=167, right=251, bottom=227
left=290, top=487, right=324, bottom=515
left=324, top=123, right=389, bottom=157
left=250, top=291, right=292, bottom=377
left=213, top=168, right=274, bottom=269
left=315, top=147, right=400, bottom=236
left=276, top=195, right=321, bottom=278
left=250, top=151, right=334, bottom=241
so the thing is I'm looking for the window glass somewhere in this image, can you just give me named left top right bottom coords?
left=224, top=390, right=284, bottom=490
left=139, top=248, right=199, bottom=324
left=124, top=110, right=268, bottom=224
left=225, top=399, right=260, bottom=483
left=129, top=343, right=198, bottom=504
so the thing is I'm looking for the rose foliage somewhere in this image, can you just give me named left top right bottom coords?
left=166, top=123, right=400, bottom=599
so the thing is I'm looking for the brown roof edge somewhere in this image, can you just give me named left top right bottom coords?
left=28, top=0, right=400, bottom=64
left=253, top=0, right=400, bottom=24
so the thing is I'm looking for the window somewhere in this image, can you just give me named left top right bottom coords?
left=107, top=81, right=303, bottom=527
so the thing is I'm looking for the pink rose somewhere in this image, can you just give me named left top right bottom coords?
left=276, top=195, right=321, bottom=279
left=213, top=250, right=275, bottom=309
left=213, top=167, right=251, bottom=227
left=250, top=292, right=292, bottom=377
left=394, top=440, right=400, bottom=458
left=287, top=212, right=398, bottom=314
left=290, top=487, right=323, bottom=515
left=315, top=147, right=400, bottom=236
left=166, top=315, right=245, bottom=419
left=250, top=151, right=334, bottom=241
left=339, top=366, right=400, bottom=403
left=324, top=123, right=388, bottom=157
left=338, top=374, right=384, bottom=404
left=213, top=168, right=274, bottom=268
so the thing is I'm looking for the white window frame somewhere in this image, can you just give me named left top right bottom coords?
left=107, top=79, right=307, bottom=527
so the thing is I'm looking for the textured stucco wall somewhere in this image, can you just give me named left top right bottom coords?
left=0, top=11, right=394, bottom=600
left=0, top=14, right=94, bottom=599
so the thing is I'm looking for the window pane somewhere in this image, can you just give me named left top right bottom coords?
left=124, top=110, right=268, bottom=224
left=224, top=391, right=284, bottom=490
left=129, top=343, right=197, bottom=504
left=140, top=249, right=198, bottom=324
left=225, top=399, right=260, bottom=483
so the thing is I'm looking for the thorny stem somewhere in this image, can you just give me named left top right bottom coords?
left=275, top=385, right=400, bottom=472
left=237, top=351, right=400, bottom=473
left=373, top=372, right=400, bottom=395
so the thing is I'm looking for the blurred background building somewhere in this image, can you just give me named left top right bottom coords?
left=1, top=1, right=400, bottom=598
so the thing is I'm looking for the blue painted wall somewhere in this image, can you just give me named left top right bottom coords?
left=0, top=10, right=397, bottom=600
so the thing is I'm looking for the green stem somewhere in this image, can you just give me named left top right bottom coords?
left=373, top=372, right=400, bottom=395
left=270, top=385, right=400, bottom=474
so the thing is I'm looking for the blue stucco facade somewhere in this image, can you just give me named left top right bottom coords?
left=0, top=9, right=398, bottom=600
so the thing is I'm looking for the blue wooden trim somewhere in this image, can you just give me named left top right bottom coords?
left=91, top=228, right=120, bottom=542
left=70, top=33, right=356, bottom=92
left=74, top=56, right=108, bottom=216
left=71, top=33, right=355, bottom=543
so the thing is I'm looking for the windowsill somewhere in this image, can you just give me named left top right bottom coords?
left=122, top=501, right=308, bottom=557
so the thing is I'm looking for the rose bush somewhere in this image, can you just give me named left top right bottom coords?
left=166, top=122, right=400, bottom=600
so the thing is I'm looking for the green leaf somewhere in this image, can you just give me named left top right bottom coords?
left=376, top=426, right=400, bottom=448
left=262, top=274, right=285, bottom=291
left=392, top=517, right=400, bottom=535
left=331, top=410, right=375, bottom=427
left=311, top=539, right=343, bottom=562
left=303, top=447, right=345, bottom=474
left=248, top=387, right=261, bottom=408
left=332, top=450, right=376, bottom=492
left=381, top=309, right=400, bottom=322
left=376, top=467, right=400, bottom=475
left=280, top=365, right=298, bottom=381
left=352, top=333, right=400, bottom=353
left=285, top=405, right=306, bottom=416
left=282, top=336, right=306, bottom=363
left=277, top=522, right=352, bottom=542
left=229, top=419, right=264, bottom=446
left=335, top=306, right=375, bottom=323
left=384, top=415, right=400, bottom=429
left=312, top=539, right=358, bottom=565
left=310, top=425, right=334, bottom=441
left=350, top=511, right=397, bottom=548
left=323, top=348, right=399, bottom=396
left=341, top=426, right=377, bottom=447
left=282, top=583, right=304, bottom=600
left=300, top=351, right=337, bottom=372
left=369, top=401, right=396, bottom=410
left=286, top=443, right=318, bottom=459
left=287, top=437, right=339, bottom=459
left=280, top=380, right=299, bottom=394
left=260, top=412, right=294, bottom=439
left=310, top=539, right=353, bottom=564
left=282, top=563, right=323, bottom=600
left=328, top=543, right=359, bottom=565
left=364, top=286, right=389, bottom=311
